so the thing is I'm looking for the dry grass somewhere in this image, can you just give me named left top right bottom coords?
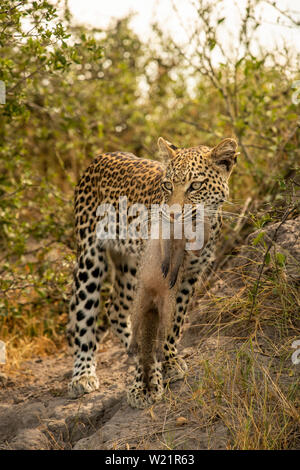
left=0, top=244, right=73, bottom=374
left=2, top=335, right=66, bottom=378
left=176, top=237, right=300, bottom=450
left=184, top=345, right=300, bottom=450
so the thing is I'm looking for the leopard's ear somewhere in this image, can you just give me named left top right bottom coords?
left=157, top=137, right=178, bottom=162
left=211, top=138, right=238, bottom=174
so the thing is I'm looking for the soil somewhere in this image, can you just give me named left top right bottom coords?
left=0, top=329, right=233, bottom=450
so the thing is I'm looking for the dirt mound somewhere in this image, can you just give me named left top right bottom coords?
left=0, top=339, right=128, bottom=450
left=0, top=334, right=232, bottom=450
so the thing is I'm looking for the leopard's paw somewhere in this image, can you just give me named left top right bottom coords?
left=127, top=382, right=163, bottom=409
left=163, top=357, right=188, bottom=384
left=127, top=362, right=164, bottom=409
left=68, top=374, right=99, bottom=398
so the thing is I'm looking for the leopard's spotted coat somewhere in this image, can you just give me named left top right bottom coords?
left=67, top=137, right=238, bottom=407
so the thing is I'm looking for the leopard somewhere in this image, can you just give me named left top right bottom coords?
left=67, top=136, right=238, bottom=408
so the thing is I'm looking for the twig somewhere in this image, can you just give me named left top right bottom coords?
left=233, top=197, right=252, bottom=233
left=208, top=198, right=252, bottom=277
left=0, top=185, right=28, bottom=200
left=264, top=1, right=300, bottom=27
left=179, top=119, right=218, bottom=137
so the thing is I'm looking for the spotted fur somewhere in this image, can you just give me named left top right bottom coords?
left=67, top=137, right=238, bottom=406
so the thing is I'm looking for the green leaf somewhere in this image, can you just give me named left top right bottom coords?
left=252, top=232, right=265, bottom=246
left=276, top=252, right=286, bottom=267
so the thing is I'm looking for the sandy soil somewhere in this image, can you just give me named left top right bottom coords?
left=0, top=327, right=232, bottom=450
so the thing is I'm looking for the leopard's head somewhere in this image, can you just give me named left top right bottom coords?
left=158, top=136, right=238, bottom=212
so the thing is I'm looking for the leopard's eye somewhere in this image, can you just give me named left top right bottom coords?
left=190, top=181, right=202, bottom=191
left=162, top=181, right=173, bottom=191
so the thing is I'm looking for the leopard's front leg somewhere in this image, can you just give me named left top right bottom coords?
left=68, top=243, right=109, bottom=397
left=127, top=354, right=164, bottom=409
left=162, top=277, right=194, bottom=383
left=127, top=305, right=164, bottom=409
left=162, top=249, right=213, bottom=383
